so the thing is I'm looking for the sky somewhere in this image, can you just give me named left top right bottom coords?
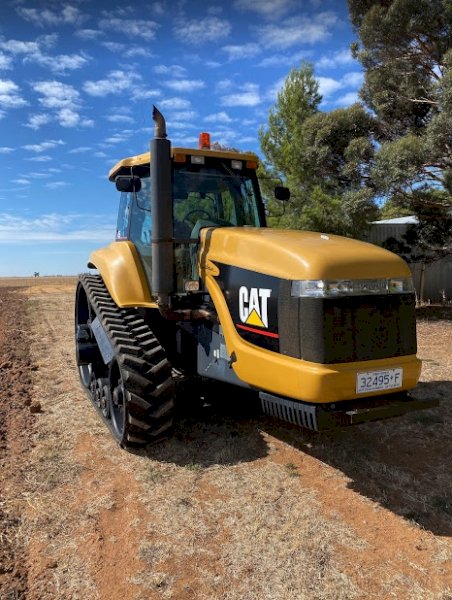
left=0, top=0, right=363, bottom=276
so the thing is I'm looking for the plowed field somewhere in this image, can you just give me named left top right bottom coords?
left=1, top=279, right=451, bottom=600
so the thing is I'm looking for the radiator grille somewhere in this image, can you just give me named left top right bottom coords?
left=278, top=292, right=417, bottom=364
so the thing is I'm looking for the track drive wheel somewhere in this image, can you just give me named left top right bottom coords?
left=75, top=274, right=175, bottom=448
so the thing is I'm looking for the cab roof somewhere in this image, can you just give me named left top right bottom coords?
left=108, top=146, right=259, bottom=181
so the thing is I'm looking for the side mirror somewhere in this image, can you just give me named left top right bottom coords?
left=115, top=176, right=142, bottom=193
left=274, top=186, right=290, bottom=201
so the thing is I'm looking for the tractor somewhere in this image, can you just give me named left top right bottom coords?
left=75, top=107, right=435, bottom=447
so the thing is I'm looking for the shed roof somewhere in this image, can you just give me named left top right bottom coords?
left=371, top=216, right=418, bottom=225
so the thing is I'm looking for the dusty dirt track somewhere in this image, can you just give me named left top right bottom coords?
left=0, top=280, right=451, bottom=600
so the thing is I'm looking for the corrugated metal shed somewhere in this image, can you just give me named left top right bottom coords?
left=366, top=217, right=452, bottom=302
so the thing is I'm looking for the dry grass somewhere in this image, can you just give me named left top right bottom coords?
left=0, top=275, right=78, bottom=288
left=21, top=290, right=101, bottom=599
left=4, top=285, right=452, bottom=599
left=132, top=460, right=364, bottom=600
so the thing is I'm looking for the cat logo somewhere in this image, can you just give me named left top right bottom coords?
left=238, top=286, right=271, bottom=329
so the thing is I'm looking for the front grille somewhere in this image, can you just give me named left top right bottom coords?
left=278, top=292, right=417, bottom=364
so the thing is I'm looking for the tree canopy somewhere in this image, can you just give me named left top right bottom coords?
left=258, top=63, right=378, bottom=236
left=259, top=0, right=451, bottom=256
left=349, top=0, right=452, bottom=206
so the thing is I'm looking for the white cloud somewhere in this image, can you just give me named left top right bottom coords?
left=0, top=37, right=50, bottom=55
left=45, top=181, right=69, bottom=189
left=257, top=50, right=309, bottom=68
left=334, top=92, right=360, bottom=107
left=171, top=135, right=199, bottom=146
left=0, top=53, right=12, bottom=70
left=317, top=76, right=343, bottom=97
left=106, top=114, right=134, bottom=124
left=222, top=43, right=261, bottom=61
left=125, top=47, right=154, bottom=58
left=154, top=65, right=187, bottom=78
left=13, top=178, right=31, bottom=185
left=174, top=17, right=231, bottom=45
left=256, top=12, right=338, bottom=49
left=68, top=146, right=92, bottom=154
left=0, top=79, right=27, bottom=108
left=101, top=42, right=125, bottom=53
left=152, top=2, right=165, bottom=16
left=22, top=140, right=65, bottom=153
left=234, top=0, right=295, bottom=19
left=0, top=212, right=114, bottom=244
left=29, top=80, right=92, bottom=128
left=216, top=79, right=234, bottom=92
left=241, top=118, right=258, bottom=126
left=208, top=6, right=223, bottom=15
left=83, top=70, right=141, bottom=97
left=170, top=111, right=197, bottom=121
left=102, top=130, right=133, bottom=146
left=131, top=89, right=161, bottom=102
left=204, top=111, right=233, bottom=124
left=266, top=76, right=287, bottom=102
left=25, top=113, right=52, bottom=130
left=160, top=97, right=192, bottom=110
left=341, top=71, right=364, bottom=88
left=31, top=52, right=89, bottom=74
left=58, top=108, right=93, bottom=128
left=25, top=155, right=52, bottom=162
left=75, top=29, right=103, bottom=40
left=0, top=34, right=88, bottom=74
left=318, top=71, right=364, bottom=101
left=27, top=171, right=52, bottom=179
left=208, top=127, right=240, bottom=146
left=0, top=147, right=14, bottom=153
left=221, top=83, right=261, bottom=107
left=167, top=121, right=195, bottom=130
left=317, top=48, right=355, bottom=69
left=16, top=5, right=87, bottom=27
left=98, top=17, right=159, bottom=41
left=32, top=80, right=80, bottom=109
left=164, top=79, right=205, bottom=92
left=205, top=60, right=222, bottom=68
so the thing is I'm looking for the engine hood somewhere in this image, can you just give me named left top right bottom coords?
left=198, top=227, right=411, bottom=281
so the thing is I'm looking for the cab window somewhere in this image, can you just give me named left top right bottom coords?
left=116, top=193, right=131, bottom=240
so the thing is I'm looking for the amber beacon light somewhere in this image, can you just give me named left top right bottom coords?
left=198, top=132, right=211, bottom=149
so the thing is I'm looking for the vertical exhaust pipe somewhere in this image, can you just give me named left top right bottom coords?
left=150, top=106, right=215, bottom=322
left=151, top=106, right=173, bottom=306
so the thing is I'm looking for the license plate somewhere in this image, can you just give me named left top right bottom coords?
left=356, top=368, right=403, bottom=394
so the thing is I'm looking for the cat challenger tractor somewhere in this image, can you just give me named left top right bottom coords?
left=75, top=107, right=436, bottom=447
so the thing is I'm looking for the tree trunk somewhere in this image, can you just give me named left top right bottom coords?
left=419, top=260, right=426, bottom=304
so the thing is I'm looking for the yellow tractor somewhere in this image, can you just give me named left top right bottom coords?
left=75, top=107, right=435, bottom=447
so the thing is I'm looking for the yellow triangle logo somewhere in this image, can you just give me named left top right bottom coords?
left=246, top=308, right=265, bottom=328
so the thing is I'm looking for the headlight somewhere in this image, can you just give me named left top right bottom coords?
left=291, top=277, right=414, bottom=297
left=388, top=277, right=414, bottom=293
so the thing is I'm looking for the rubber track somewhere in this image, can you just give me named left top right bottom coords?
left=78, top=274, right=175, bottom=446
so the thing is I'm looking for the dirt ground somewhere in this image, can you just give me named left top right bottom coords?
left=0, top=280, right=451, bottom=600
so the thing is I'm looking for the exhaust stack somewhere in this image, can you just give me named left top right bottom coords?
left=151, top=106, right=173, bottom=303
left=150, top=106, right=216, bottom=322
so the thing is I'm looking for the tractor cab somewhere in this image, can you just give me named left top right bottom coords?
left=109, top=135, right=269, bottom=294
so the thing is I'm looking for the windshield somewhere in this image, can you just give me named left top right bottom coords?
left=172, top=167, right=263, bottom=235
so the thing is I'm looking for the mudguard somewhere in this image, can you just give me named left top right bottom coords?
left=88, top=241, right=156, bottom=308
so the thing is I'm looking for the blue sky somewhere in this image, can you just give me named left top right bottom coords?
left=0, top=0, right=363, bottom=276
